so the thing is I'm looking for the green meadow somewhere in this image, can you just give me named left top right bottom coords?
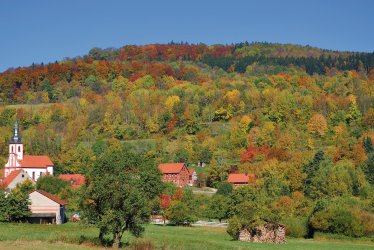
left=0, top=223, right=373, bottom=250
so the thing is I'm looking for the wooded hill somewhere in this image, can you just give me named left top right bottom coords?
left=0, top=42, right=373, bottom=238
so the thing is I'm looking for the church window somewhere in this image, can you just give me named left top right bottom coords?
left=18, top=146, right=21, bottom=152
left=11, top=146, right=14, bottom=152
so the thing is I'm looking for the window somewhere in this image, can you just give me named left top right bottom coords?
left=11, top=146, right=14, bottom=152
left=18, top=146, right=21, bottom=152
left=32, top=172, right=35, bottom=180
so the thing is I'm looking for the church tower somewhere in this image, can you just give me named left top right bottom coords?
left=9, top=121, right=23, bottom=161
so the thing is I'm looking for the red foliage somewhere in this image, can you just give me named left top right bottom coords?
left=160, top=194, right=171, bottom=210
left=172, top=188, right=183, bottom=201
left=240, top=145, right=270, bottom=163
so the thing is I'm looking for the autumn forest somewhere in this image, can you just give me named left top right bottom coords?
left=0, top=42, right=374, bottom=239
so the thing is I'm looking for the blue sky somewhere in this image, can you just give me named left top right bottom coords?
left=0, top=0, right=373, bottom=72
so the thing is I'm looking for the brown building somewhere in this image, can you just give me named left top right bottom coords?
left=159, top=163, right=192, bottom=187
left=227, top=173, right=256, bottom=187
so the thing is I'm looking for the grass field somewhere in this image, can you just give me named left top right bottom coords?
left=0, top=223, right=373, bottom=250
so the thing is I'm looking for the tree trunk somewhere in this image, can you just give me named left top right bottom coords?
left=113, top=230, right=123, bottom=249
left=99, top=228, right=104, bottom=244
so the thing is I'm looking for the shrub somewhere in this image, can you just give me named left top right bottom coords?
left=282, top=217, right=308, bottom=238
left=310, top=204, right=364, bottom=237
left=227, top=216, right=242, bottom=240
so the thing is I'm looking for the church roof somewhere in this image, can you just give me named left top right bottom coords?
left=159, top=163, right=186, bottom=174
left=20, top=156, right=53, bottom=168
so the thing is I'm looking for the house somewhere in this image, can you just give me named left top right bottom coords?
left=28, top=190, right=66, bottom=224
left=0, top=169, right=34, bottom=193
left=2, top=122, right=54, bottom=182
left=159, top=163, right=192, bottom=187
left=188, top=168, right=197, bottom=186
left=58, top=174, right=86, bottom=189
left=227, top=173, right=256, bottom=187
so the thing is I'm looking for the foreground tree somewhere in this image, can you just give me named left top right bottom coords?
left=0, top=190, right=30, bottom=222
left=80, top=144, right=162, bottom=248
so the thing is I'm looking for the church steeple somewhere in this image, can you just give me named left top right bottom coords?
left=11, top=121, right=21, bottom=144
left=9, top=121, right=23, bottom=161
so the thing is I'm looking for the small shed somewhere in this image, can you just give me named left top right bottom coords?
left=28, top=190, right=66, bottom=224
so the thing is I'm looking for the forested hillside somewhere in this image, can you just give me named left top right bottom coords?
left=0, top=42, right=374, bottom=237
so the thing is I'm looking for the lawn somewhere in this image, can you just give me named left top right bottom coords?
left=0, top=223, right=373, bottom=250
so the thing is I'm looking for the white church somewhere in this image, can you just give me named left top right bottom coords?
left=2, top=122, right=54, bottom=181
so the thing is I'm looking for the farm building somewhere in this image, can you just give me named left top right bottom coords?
left=28, top=190, right=66, bottom=224
left=227, top=173, right=256, bottom=187
left=159, top=163, right=196, bottom=187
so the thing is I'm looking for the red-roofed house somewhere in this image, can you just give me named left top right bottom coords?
left=28, top=190, right=66, bottom=224
left=159, top=163, right=192, bottom=187
left=2, top=122, right=54, bottom=182
left=58, top=174, right=86, bottom=189
left=227, top=173, right=256, bottom=187
left=0, top=169, right=34, bottom=192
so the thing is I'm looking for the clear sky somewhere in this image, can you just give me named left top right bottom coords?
left=1, top=0, right=373, bottom=72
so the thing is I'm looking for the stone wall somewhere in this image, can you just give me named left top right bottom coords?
left=239, top=223, right=286, bottom=244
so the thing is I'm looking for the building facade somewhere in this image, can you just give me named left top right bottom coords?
left=28, top=190, right=66, bottom=224
left=3, top=122, right=54, bottom=181
left=159, top=163, right=193, bottom=187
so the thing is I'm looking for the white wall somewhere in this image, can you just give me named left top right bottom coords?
left=23, top=168, right=49, bottom=181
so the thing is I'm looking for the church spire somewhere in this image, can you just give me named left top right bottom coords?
left=11, top=121, right=21, bottom=144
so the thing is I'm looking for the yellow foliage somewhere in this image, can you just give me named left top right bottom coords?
left=225, top=89, right=241, bottom=106
left=239, top=115, right=252, bottom=132
left=79, top=98, right=88, bottom=107
left=165, top=95, right=180, bottom=112
left=307, top=113, right=327, bottom=137
left=41, top=91, right=49, bottom=103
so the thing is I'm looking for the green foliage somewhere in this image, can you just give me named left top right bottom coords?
left=80, top=144, right=163, bottom=247
left=36, top=176, right=69, bottom=195
left=303, top=151, right=324, bottom=197
left=216, top=182, right=233, bottom=196
left=310, top=204, right=364, bottom=237
left=282, top=217, right=308, bottom=238
left=206, top=195, right=229, bottom=222
left=166, top=201, right=197, bottom=225
left=226, top=216, right=242, bottom=240
left=0, top=190, right=30, bottom=222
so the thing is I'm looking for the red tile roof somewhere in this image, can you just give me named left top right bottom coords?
left=159, top=163, right=186, bottom=174
left=20, top=156, right=53, bottom=168
left=0, top=170, right=22, bottom=189
left=58, top=174, right=85, bottom=188
left=34, top=190, right=66, bottom=205
left=227, top=173, right=256, bottom=183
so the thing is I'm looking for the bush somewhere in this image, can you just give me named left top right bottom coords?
left=282, top=217, right=308, bottom=238
left=166, top=201, right=196, bottom=225
left=216, top=182, right=233, bottom=196
left=310, top=204, right=364, bottom=237
left=227, top=216, right=242, bottom=240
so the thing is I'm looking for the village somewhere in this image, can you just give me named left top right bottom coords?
left=0, top=122, right=257, bottom=225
